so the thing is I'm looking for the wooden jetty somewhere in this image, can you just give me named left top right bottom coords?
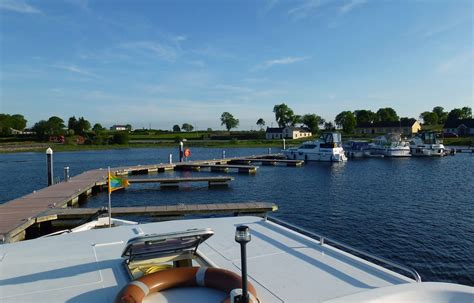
left=0, top=153, right=297, bottom=243
left=129, top=176, right=234, bottom=188
left=175, top=163, right=258, bottom=174
left=38, top=202, right=278, bottom=224
left=229, top=158, right=304, bottom=167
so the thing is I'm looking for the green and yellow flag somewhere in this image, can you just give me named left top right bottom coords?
left=108, top=172, right=129, bottom=193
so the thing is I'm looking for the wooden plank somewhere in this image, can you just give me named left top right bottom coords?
left=129, top=176, right=234, bottom=183
left=41, top=202, right=277, bottom=218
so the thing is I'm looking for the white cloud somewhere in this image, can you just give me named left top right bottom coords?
left=53, top=64, right=99, bottom=78
left=253, top=56, right=309, bottom=70
left=339, top=0, right=367, bottom=15
left=0, top=0, right=41, bottom=14
left=288, top=0, right=323, bottom=20
left=437, top=51, right=472, bottom=74
left=120, top=41, right=178, bottom=62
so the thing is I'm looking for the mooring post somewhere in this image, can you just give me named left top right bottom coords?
left=282, top=138, right=286, bottom=150
left=46, top=147, right=53, bottom=186
left=222, top=150, right=226, bottom=159
left=179, top=141, right=184, bottom=162
left=64, top=166, right=70, bottom=182
left=169, top=153, right=173, bottom=164
left=268, top=147, right=271, bottom=155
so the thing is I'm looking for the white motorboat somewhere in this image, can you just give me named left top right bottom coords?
left=410, top=132, right=446, bottom=157
left=367, top=133, right=411, bottom=157
left=0, top=215, right=472, bottom=303
left=283, top=132, right=347, bottom=162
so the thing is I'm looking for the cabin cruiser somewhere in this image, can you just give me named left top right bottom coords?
left=283, top=132, right=347, bottom=162
left=367, top=133, right=411, bottom=157
left=410, top=132, right=446, bottom=157
left=0, top=215, right=472, bottom=303
left=344, top=140, right=370, bottom=158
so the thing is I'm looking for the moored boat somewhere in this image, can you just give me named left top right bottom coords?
left=410, top=132, right=446, bottom=157
left=367, top=133, right=411, bottom=157
left=283, top=132, right=347, bottom=162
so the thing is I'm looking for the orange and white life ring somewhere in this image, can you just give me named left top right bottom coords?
left=116, top=267, right=259, bottom=303
left=184, top=148, right=191, bottom=158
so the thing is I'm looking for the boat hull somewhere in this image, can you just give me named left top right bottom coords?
left=283, top=149, right=347, bottom=162
left=410, top=145, right=445, bottom=157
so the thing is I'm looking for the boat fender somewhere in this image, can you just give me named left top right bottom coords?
left=116, top=267, right=260, bottom=303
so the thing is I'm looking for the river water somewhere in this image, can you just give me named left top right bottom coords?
left=0, top=147, right=473, bottom=286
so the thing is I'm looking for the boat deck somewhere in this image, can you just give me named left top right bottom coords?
left=0, top=216, right=413, bottom=303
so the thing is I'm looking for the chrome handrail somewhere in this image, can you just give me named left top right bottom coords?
left=266, top=216, right=422, bottom=282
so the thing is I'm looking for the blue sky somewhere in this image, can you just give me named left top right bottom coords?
left=0, top=0, right=472, bottom=130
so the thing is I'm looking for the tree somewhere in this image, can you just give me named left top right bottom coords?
left=112, top=132, right=129, bottom=144
left=92, top=123, right=105, bottom=132
left=273, top=103, right=295, bottom=127
left=0, top=114, right=27, bottom=135
left=335, top=111, right=356, bottom=133
left=301, top=114, right=324, bottom=133
left=256, top=118, right=265, bottom=130
left=76, top=117, right=91, bottom=135
left=290, top=114, right=302, bottom=126
left=10, top=114, right=27, bottom=130
left=324, top=122, right=335, bottom=130
left=420, top=111, right=438, bottom=125
left=47, top=116, right=65, bottom=130
left=172, top=124, right=181, bottom=132
left=376, top=108, right=399, bottom=122
left=181, top=123, right=194, bottom=132
left=354, top=110, right=377, bottom=125
left=68, top=116, right=78, bottom=130
left=32, top=120, right=50, bottom=140
left=461, top=106, right=472, bottom=119
left=432, top=106, right=447, bottom=124
left=125, top=124, right=132, bottom=131
left=220, top=112, right=239, bottom=131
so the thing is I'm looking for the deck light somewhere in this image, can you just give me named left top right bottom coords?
left=235, top=225, right=251, bottom=303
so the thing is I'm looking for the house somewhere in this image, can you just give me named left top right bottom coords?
left=283, top=126, right=312, bottom=139
left=110, top=125, right=128, bottom=131
left=355, top=119, right=421, bottom=136
left=265, top=127, right=284, bottom=139
left=265, top=126, right=312, bottom=140
left=443, top=119, right=474, bottom=136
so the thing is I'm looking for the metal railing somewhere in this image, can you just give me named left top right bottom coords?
left=266, top=216, right=422, bottom=283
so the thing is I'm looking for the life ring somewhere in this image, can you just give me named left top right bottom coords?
left=116, top=267, right=259, bottom=303
left=184, top=148, right=191, bottom=158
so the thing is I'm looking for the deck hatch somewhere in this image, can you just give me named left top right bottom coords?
left=121, top=228, right=214, bottom=262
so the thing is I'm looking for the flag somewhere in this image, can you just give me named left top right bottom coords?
left=108, top=172, right=129, bottom=193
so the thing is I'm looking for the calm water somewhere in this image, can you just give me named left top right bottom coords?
left=0, top=148, right=473, bottom=286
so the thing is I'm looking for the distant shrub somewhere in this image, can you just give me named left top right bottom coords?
left=112, top=132, right=129, bottom=144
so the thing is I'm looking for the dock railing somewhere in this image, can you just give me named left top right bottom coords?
left=266, top=216, right=422, bottom=283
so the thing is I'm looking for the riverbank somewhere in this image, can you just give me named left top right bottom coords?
left=0, top=140, right=285, bottom=153
left=0, top=136, right=472, bottom=154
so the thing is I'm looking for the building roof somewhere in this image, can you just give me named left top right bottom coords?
left=266, top=127, right=284, bottom=133
left=356, top=119, right=418, bottom=128
left=443, top=119, right=474, bottom=128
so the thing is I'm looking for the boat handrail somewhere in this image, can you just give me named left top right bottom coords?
left=266, top=216, right=422, bottom=283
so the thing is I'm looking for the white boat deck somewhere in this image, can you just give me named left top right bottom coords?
left=0, top=216, right=427, bottom=302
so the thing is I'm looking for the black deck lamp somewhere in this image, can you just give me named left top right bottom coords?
left=235, top=225, right=251, bottom=303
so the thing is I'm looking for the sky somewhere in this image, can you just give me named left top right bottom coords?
left=0, top=0, right=472, bottom=130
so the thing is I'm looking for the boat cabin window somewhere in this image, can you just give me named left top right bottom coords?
left=301, top=144, right=317, bottom=149
left=121, top=228, right=214, bottom=279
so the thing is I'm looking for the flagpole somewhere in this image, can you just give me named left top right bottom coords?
left=108, top=166, right=112, bottom=228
